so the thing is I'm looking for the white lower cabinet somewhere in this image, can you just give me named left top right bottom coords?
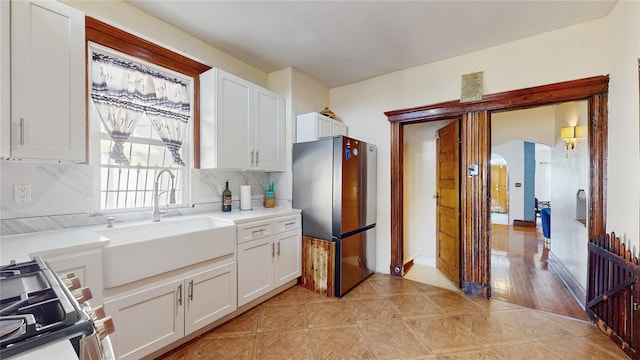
left=184, top=263, right=237, bottom=335
left=237, top=215, right=301, bottom=307
left=237, top=237, right=275, bottom=306
left=104, top=261, right=237, bottom=360
left=274, top=229, right=302, bottom=287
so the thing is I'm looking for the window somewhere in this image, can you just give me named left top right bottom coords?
left=86, top=17, right=211, bottom=211
left=98, top=114, right=187, bottom=210
left=90, top=44, right=192, bottom=210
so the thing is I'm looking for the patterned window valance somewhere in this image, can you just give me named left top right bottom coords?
left=90, top=50, right=191, bottom=166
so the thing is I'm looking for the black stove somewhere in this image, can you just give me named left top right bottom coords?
left=0, top=257, right=94, bottom=358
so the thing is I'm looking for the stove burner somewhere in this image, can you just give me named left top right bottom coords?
left=0, top=257, right=94, bottom=358
left=0, top=318, right=25, bottom=339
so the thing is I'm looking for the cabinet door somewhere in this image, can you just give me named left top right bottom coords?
left=254, top=87, right=284, bottom=171
left=104, top=279, right=184, bottom=360
left=274, top=229, right=302, bottom=288
left=10, top=0, right=85, bottom=161
left=42, top=250, right=104, bottom=305
left=237, top=238, right=275, bottom=306
left=184, top=262, right=237, bottom=335
left=317, top=114, right=333, bottom=138
left=1, top=0, right=9, bottom=158
left=215, top=70, right=253, bottom=169
left=296, top=112, right=332, bottom=143
left=332, top=121, right=348, bottom=137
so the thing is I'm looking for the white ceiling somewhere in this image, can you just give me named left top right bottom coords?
left=127, top=0, right=616, bottom=88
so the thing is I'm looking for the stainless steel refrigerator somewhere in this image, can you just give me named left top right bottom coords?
left=292, top=136, right=376, bottom=297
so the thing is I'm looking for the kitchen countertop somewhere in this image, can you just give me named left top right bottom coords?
left=0, top=207, right=301, bottom=264
left=208, top=207, right=300, bottom=224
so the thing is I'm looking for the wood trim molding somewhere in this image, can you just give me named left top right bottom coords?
left=385, top=76, right=609, bottom=123
left=588, top=93, right=608, bottom=240
left=85, top=17, right=212, bottom=168
left=385, top=75, right=609, bottom=299
left=390, top=121, right=404, bottom=276
left=459, top=110, right=491, bottom=298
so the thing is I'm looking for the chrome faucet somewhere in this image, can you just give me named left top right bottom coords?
left=152, top=170, right=176, bottom=222
left=106, top=216, right=120, bottom=228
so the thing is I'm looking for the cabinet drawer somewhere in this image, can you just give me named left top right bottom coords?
left=237, top=220, right=273, bottom=243
left=275, top=216, right=300, bottom=233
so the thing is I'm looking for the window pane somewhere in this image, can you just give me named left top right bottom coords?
left=148, top=144, right=168, bottom=167
left=129, top=143, right=151, bottom=167
left=131, top=117, right=153, bottom=138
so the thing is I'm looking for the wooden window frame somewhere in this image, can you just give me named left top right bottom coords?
left=385, top=75, right=609, bottom=299
left=85, top=17, right=211, bottom=167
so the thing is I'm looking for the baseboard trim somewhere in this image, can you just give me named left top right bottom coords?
left=463, top=281, right=491, bottom=299
left=548, top=251, right=587, bottom=309
left=403, top=259, right=414, bottom=275
left=513, top=220, right=536, bottom=227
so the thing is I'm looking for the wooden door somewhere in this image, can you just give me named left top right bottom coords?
left=436, top=120, right=460, bottom=286
left=490, top=165, right=509, bottom=213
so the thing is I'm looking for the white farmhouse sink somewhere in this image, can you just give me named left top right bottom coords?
left=100, top=216, right=236, bottom=288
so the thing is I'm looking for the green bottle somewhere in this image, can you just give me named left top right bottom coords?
left=222, top=180, right=232, bottom=212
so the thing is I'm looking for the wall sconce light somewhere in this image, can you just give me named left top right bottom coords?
left=561, top=126, right=576, bottom=151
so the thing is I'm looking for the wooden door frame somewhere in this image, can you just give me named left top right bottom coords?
left=385, top=75, right=609, bottom=298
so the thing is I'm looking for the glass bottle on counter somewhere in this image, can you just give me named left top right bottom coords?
left=222, top=180, right=232, bottom=212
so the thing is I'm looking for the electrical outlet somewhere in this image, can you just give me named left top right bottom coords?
left=14, top=184, right=32, bottom=203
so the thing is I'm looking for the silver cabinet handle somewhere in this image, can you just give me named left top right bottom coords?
left=188, top=280, right=194, bottom=301
left=19, top=118, right=24, bottom=145
left=256, top=150, right=259, bottom=165
left=177, top=284, right=183, bottom=306
left=271, top=242, right=275, bottom=258
left=252, top=229, right=264, bottom=236
left=251, top=151, right=254, bottom=165
left=277, top=241, right=281, bottom=256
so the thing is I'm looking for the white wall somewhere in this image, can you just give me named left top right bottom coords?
left=535, top=144, right=552, bottom=202
left=330, top=4, right=640, bottom=273
left=606, top=0, right=640, bottom=256
left=550, top=102, right=590, bottom=290
left=403, top=120, right=453, bottom=266
left=492, top=140, right=524, bottom=225
left=268, top=67, right=330, bottom=201
left=491, top=106, right=556, bottom=147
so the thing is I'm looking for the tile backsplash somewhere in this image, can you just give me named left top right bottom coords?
left=1, top=161, right=293, bottom=235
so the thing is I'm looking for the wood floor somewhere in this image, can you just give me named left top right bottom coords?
left=491, top=223, right=589, bottom=321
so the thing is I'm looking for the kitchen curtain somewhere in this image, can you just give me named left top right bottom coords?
left=90, top=51, right=190, bottom=166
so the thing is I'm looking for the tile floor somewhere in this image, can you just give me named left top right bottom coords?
left=157, top=274, right=629, bottom=359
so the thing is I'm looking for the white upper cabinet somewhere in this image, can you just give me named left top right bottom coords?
left=200, top=68, right=285, bottom=171
left=1, top=1, right=10, bottom=158
left=295, top=112, right=348, bottom=143
left=8, top=0, right=86, bottom=162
